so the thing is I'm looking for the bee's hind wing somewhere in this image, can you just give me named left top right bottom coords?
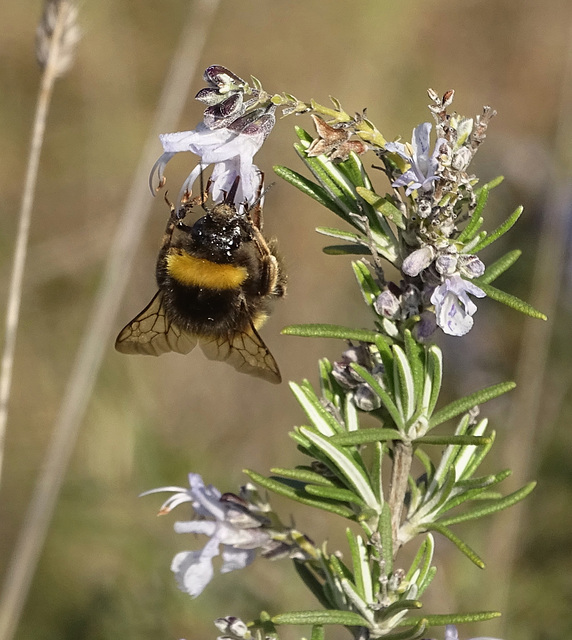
left=199, top=326, right=281, bottom=384
left=115, top=291, right=198, bottom=356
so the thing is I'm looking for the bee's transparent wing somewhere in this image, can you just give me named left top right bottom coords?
left=115, top=291, right=198, bottom=356
left=199, top=328, right=281, bottom=384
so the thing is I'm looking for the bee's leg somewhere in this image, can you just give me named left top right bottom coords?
left=249, top=171, right=265, bottom=231
left=257, top=251, right=284, bottom=298
left=159, top=195, right=179, bottom=249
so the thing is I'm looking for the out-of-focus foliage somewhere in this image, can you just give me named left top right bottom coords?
left=0, top=1, right=571, bottom=639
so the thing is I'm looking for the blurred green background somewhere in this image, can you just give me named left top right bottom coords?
left=1, top=1, right=571, bottom=639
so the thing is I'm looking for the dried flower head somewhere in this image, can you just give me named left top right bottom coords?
left=35, top=0, right=80, bottom=77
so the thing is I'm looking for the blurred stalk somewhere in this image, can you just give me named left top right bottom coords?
left=477, top=17, right=572, bottom=638
left=0, top=1, right=221, bottom=638
left=0, top=0, right=78, bottom=487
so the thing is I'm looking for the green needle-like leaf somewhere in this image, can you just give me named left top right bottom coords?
left=351, top=364, right=404, bottom=431
left=418, top=567, right=437, bottom=596
left=299, top=427, right=379, bottom=510
left=379, top=502, right=394, bottom=575
left=282, top=324, right=379, bottom=343
left=404, top=330, right=424, bottom=406
left=272, top=610, right=370, bottom=627
left=330, top=429, right=403, bottom=446
left=478, top=249, right=521, bottom=284
left=426, top=523, right=485, bottom=568
left=244, top=469, right=355, bottom=518
left=413, top=435, right=491, bottom=446
left=403, top=611, right=501, bottom=626
left=472, top=205, right=523, bottom=252
left=382, top=620, right=427, bottom=640
left=406, top=535, right=432, bottom=583
left=372, top=441, right=384, bottom=503
left=424, top=346, right=442, bottom=416
left=295, top=125, right=314, bottom=144
left=353, top=260, right=382, bottom=304
left=346, top=529, right=372, bottom=602
left=480, top=175, right=504, bottom=191
left=458, top=183, right=491, bottom=243
left=323, top=244, right=372, bottom=256
left=356, top=187, right=406, bottom=229
left=475, top=282, right=547, bottom=320
left=393, top=345, right=416, bottom=422
left=429, top=381, right=516, bottom=429
left=316, top=226, right=363, bottom=243
left=273, top=165, right=346, bottom=217
left=460, top=429, right=496, bottom=479
left=379, top=600, right=422, bottom=619
left=338, top=152, right=371, bottom=189
left=305, top=484, right=367, bottom=507
left=293, top=562, right=332, bottom=610
left=438, top=481, right=536, bottom=526
left=310, top=625, right=325, bottom=640
left=294, top=145, right=361, bottom=218
left=290, top=382, right=342, bottom=436
left=270, top=467, right=337, bottom=486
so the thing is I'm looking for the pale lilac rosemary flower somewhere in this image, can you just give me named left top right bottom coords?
left=444, top=624, right=503, bottom=640
left=215, top=616, right=251, bottom=640
left=149, top=110, right=274, bottom=207
left=431, top=275, right=486, bottom=336
left=143, top=473, right=272, bottom=598
left=385, top=122, right=446, bottom=195
left=149, top=64, right=276, bottom=207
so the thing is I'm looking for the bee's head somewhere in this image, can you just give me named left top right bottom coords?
left=190, top=206, right=245, bottom=261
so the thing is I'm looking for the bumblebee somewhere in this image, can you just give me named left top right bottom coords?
left=115, top=177, right=286, bottom=383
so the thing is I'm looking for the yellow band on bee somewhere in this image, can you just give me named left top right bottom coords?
left=166, top=251, right=248, bottom=290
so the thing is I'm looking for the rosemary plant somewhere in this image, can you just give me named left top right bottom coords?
left=145, top=66, right=544, bottom=640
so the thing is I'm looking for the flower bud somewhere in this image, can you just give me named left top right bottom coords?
left=402, top=246, right=435, bottom=277
left=435, top=253, right=458, bottom=275
left=458, top=254, right=485, bottom=278
left=374, top=290, right=400, bottom=318
left=354, top=384, right=382, bottom=411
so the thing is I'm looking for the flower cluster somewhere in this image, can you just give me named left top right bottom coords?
left=143, top=67, right=541, bottom=640
left=381, top=95, right=492, bottom=336
left=149, top=65, right=276, bottom=208
left=371, top=89, right=502, bottom=336
left=143, top=473, right=310, bottom=598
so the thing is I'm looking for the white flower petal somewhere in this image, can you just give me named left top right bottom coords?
left=174, top=520, right=217, bottom=536
left=431, top=276, right=486, bottom=336
left=171, top=547, right=217, bottom=598
left=220, top=546, right=256, bottom=573
left=445, top=626, right=460, bottom=640
left=411, top=122, right=432, bottom=161
left=188, top=473, right=225, bottom=519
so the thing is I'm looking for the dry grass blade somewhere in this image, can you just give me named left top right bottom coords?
left=0, top=0, right=79, bottom=487
left=0, top=1, right=220, bottom=638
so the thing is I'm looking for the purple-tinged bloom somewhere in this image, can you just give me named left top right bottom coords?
left=402, top=245, right=436, bottom=277
left=149, top=111, right=274, bottom=207
left=431, top=275, right=486, bottom=336
left=385, top=123, right=446, bottom=195
left=444, top=624, right=503, bottom=640
left=215, top=617, right=251, bottom=640
left=458, top=253, right=485, bottom=279
left=412, top=310, right=437, bottom=341
left=143, top=473, right=271, bottom=598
